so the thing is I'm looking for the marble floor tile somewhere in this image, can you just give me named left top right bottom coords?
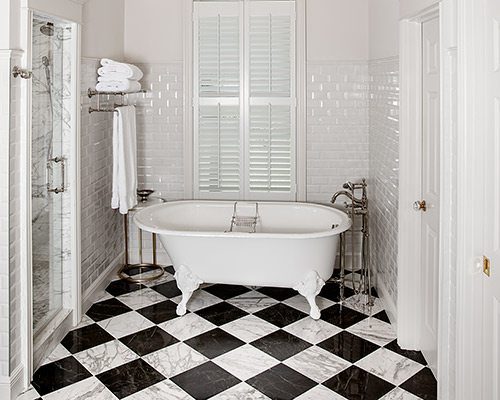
left=319, top=281, right=354, bottom=302
left=124, top=379, right=194, bottom=400
left=294, top=384, right=349, bottom=400
left=347, top=317, right=397, bottom=346
left=15, top=387, right=41, bottom=400
left=256, top=286, right=297, bottom=301
left=320, top=304, right=367, bottom=329
left=184, top=328, right=245, bottom=359
left=120, top=326, right=179, bottom=356
left=384, top=340, right=427, bottom=365
left=253, top=303, right=308, bottom=328
left=73, top=314, right=95, bottom=330
left=283, top=294, right=335, bottom=315
left=226, top=290, right=279, bottom=313
left=143, top=271, right=176, bottom=287
left=399, top=367, right=437, bottom=400
left=158, top=313, right=216, bottom=341
left=171, top=361, right=240, bottom=399
left=174, top=290, right=223, bottom=312
left=143, top=342, right=208, bottom=378
left=380, top=387, right=423, bottom=400
left=343, top=293, right=385, bottom=316
left=317, top=330, right=379, bottom=363
left=41, top=343, right=72, bottom=365
left=86, top=298, right=133, bottom=322
left=212, top=344, right=279, bottom=381
left=150, top=280, right=182, bottom=298
left=98, top=311, right=155, bottom=339
left=356, top=348, right=424, bottom=386
left=209, top=382, right=271, bottom=400
left=74, top=340, right=139, bottom=375
left=203, top=284, right=251, bottom=300
left=220, top=314, right=279, bottom=343
left=195, top=302, right=248, bottom=326
left=136, top=300, right=179, bottom=324
left=116, top=288, right=168, bottom=310
left=247, top=363, right=316, bottom=400
left=283, top=346, right=350, bottom=383
left=250, top=330, right=312, bottom=361
left=62, top=324, right=115, bottom=353
left=43, top=377, right=116, bottom=400
left=105, top=280, right=146, bottom=297
left=283, top=317, right=342, bottom=344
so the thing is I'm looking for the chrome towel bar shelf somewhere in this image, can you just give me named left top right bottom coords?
left=87, top=88, right=147, bottom=113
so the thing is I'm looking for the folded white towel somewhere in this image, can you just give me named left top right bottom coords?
left=111, top=106, right=138, bottom=215
left=99, top=59, right=144, bottom=80
left=96, top=80, right=141, bottom=93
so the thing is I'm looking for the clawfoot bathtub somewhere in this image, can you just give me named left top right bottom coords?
left=134, top=200, right=351, bottom=319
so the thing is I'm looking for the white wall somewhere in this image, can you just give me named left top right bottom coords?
left=400, top=0, right=440, bottom=19
left=307, top=0, right=369, bottom=61
left=124, top=0, right=184, bottom=63
left=82, top=0, right=125, bottom=59
left=369, top=0, right=399, bottom=59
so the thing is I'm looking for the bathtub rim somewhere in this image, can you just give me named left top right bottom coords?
left=133, top=200, right=352, bottom=239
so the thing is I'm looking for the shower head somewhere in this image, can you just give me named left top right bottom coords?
left=40, top=22, right=54, bottom=37
left=42, top=56, right=50, bottom=67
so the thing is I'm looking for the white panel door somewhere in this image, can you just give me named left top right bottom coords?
left=420, top=16, right=440, bottom=375
left=482, top=0, right=500, bottom=397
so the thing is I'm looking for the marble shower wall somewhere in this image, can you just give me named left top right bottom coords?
left=368, top=57, right=400, bottom=307
left=80, top=58, right=124, bottom=294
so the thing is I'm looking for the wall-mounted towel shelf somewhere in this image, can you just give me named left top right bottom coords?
left=87, top=88, right=147, bottom=113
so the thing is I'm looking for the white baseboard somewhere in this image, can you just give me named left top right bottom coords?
left=377, top=278, right=398, bottom=332
left=82, top=252, right=124, bottom=315
left=0, top=364, right=24, bottom=400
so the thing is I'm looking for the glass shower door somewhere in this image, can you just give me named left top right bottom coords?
left=31, top=15, right=72, bottom=333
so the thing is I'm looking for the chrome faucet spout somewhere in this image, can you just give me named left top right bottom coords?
left=331, top=190, right=363, bottom=206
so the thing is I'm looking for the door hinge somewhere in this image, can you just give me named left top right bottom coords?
left=483, top=255, right=491, bottom=277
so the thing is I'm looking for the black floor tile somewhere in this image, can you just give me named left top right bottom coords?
left=137, top=300, right=178, bottom=324
left=185, top=328, right=245, bottom=359
left=253, top=303, right=308, bottom=328
left=250, top=330, right=311, bottom=361
left=203, top=284, right=251, bottom=300
left=120, top=326, right=178, bottom=356
left=247, top=363, right=316, bottom=400
left=61, top=324, right=115, bottom=353
left=86, top=298, right=132, bottom=322
left=164, top=265, right=175, bottom=275
left=400, top=367, right=438, bottom=400
left=106, top=280, right=146, bottom=297
left=384, top=339, right=427, bottom=365
left=320, top=304, right=367, bottom=329
left=150, top=280, right=181, bottom=298
left=196, top=302, right=248, bottom=326
left=171, top=361, right=240, bottom=399
left=31, top=356, right=92, bottom=396
left=318, top=331, right=379, bottom=363
left=97, top=358, right=166, bottom=399
left=319, top=281, right=355, bottom=302
left=323, top=365, right=395, bottom=400
left=372, top=310, right=391, bottom=324
left=256, top=286, right=297, bottom=301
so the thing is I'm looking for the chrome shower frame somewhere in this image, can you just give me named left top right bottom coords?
left=331, top=178, right=374, bottom=308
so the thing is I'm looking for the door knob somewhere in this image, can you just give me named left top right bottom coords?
left=413, top=200, right=427, bottom=212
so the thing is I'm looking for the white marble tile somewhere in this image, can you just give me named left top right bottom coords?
left=124, top=379, right=194, bottom=400
left=210, top=382, right=271, bottom=400
left=212, top=344, right=279, bottom=381
left=346, top=317, right=396, bottom=346
left=98, top=311, right=155, bottom=338
left=226, top=290, right=278, bottom=313
left=74, top=340, right=139, bottom=375
left=143, top=272, right=176, bottom=287
left=158, top=313, right=216, bottom=341
left=143, top=342, right=208, bottom=377
left=343, top=293, right=385, bottom=316
left=41, top=343, right=72, bottom=365
left=116, top=288, right=168, bottom=310
left=96, top=291, right=115, bottom=303
left=283, top=346, right=350, bottom=383
left=294, top=385, right=348, bottom=400
left=170, top=290, right=223, bottom=312
left=74, top=315, right=94, bottom=330
left=43, top=377, right=117, bottom=400
left=379, top=387, right=422, bottom=400
left=283, top=317, right=341, bottom=345
left=356, top=348, right=424, bottom=386
left=283, top=294, right=334, bottom=315
left=16, top=387, right=41, bottom=400
left=220, top=315, right=279, bottom=343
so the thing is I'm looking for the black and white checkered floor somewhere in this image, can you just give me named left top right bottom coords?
left=23, top=266, right=437, bottom=400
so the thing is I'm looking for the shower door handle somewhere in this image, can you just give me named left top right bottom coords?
left=47, top=157, right=65, bottom=194
left=12, top=66, right=32, bottom=79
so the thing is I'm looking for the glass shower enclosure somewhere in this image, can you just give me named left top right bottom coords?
left=31, top=14, right=73, bottom=336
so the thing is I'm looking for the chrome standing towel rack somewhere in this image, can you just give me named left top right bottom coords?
left=87, top=88, right=147, bottom=114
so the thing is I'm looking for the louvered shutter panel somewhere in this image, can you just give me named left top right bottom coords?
left=247, top=1, right=296, bottom=197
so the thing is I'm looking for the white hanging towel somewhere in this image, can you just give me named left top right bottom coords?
left=111, top=106, right=138, bottom=214
left=99, top=58, right=144, bottom=80
left=96, top=80, right=141, bottom=93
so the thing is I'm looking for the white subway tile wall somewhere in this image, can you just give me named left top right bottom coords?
left=306, top=62, right=370, bottom=204
left=368, top=57, right=399, bottom=305
left=80, top=58, right=124, bottom=294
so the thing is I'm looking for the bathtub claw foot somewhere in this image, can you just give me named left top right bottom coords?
left=174, top=265, right=203, bottom=316
left=293, top=271, right=325, bottom=320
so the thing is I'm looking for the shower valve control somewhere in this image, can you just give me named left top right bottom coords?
left=12, top=66, right=32, bottom=79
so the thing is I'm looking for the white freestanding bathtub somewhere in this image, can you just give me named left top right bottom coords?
left=134, top=200, right=351, bottom=319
